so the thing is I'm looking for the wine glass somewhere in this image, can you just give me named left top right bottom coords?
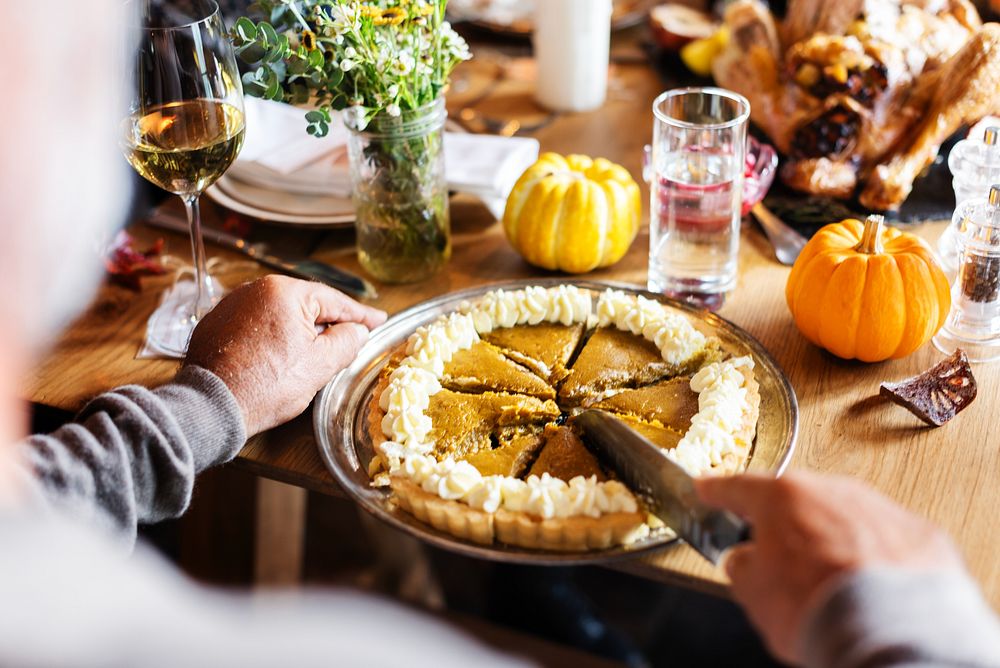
left=121, top=0, right=245, bottom=356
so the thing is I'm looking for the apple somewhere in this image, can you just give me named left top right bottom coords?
left=649, top=4, right=718, bottom=52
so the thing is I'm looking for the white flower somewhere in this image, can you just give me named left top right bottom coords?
left=386, top=103, right=401, bottom=117
left=386, top=84, right=399, bottom=98
left=392, top=52, right=415, bottom=76
left=340, top=59, right=356, bottom=72
left=343, top=46, right=357, bottom=59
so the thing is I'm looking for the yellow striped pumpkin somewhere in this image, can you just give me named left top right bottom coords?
left=502, top=153, right=642, bottom=273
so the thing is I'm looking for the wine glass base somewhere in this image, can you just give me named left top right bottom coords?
left=146, top=313, right=199, bottom=357
left=144, top=278, right=223, bottom=358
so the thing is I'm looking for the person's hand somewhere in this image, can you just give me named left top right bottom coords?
left=695, top=471, right=965, bottom=665
left=185, top=275, right=387, bottom=437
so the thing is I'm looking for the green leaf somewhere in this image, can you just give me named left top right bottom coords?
left=235, top=42, right=267, bottom=64
left=307, top=48, right=324, bottom=70
left=241, top=70, right=268, bottom=97
left=325, top=65, right=344, bottom=87
left=233, top=17, right=258, bottom=43
left=259, top=22, right=279, bottom=47
left=264, top=70, right=282, bottom=100
left=287, top=55, right=309, bottom=75
left=304, top=110, right=324, bottom=122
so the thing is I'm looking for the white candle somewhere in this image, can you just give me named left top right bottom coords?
left=533, top=0, right=612, bottom=112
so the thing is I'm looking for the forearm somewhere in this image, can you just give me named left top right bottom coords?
left=802, top=568, right=1000, bottom=668
left=14, top=366, right=246, bottom=545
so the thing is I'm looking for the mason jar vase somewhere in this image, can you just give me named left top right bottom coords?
left=345, top=98, right=451, bottom=283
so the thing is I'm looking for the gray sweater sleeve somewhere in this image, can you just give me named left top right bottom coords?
left=802, top=568, right=1000, bottom=668
left=15, top=365, right=246, bottom=546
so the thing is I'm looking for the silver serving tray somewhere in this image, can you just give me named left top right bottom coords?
left=313, top=279, right=798, bottom=565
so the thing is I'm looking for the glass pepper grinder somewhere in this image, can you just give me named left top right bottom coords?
left=939, top=126, right=1000, bottom=275
left=933, top=184, right=1000, bottom=363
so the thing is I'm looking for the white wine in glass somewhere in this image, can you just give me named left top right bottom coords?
left=121, top=0, right=245, bottom=356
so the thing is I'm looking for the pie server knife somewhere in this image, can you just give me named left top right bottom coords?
left=575, top=410, right=751, bottom=565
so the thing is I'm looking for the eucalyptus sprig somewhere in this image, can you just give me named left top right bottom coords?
left=229, top=0, right=471, bottom=136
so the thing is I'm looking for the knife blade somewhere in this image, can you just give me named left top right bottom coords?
left=144, top=211, right=378, bottom=300
left=575, top=410, right=751, bottom=564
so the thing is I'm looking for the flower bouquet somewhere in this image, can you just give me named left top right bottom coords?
left=231, top=1, right=472, bottom=282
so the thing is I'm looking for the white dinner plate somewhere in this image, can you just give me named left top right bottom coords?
left=204, top=174, right=355, bottom=228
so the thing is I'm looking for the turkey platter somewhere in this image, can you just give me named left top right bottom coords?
left=713, top=0, right=1000, bottom=210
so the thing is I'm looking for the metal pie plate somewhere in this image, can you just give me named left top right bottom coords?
left=314, top=279, right=798, bottom=565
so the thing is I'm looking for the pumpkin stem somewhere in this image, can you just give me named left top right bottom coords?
left=855, top=215, right=885, bottom=255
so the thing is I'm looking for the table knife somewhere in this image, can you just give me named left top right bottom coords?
left=144, top=211, right=378, bottom=300
left=575, top=410, right=751, bottom=565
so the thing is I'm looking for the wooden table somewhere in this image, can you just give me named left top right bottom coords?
left=23, top=44, right=1000, bottom=607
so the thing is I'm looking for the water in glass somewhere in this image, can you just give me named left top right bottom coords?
left=649, top=147, right=741, bottom=307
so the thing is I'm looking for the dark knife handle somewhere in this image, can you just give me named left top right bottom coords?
left=704, top=509, right=752, bottom=555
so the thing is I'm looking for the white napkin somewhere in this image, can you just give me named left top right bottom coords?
left=231, top=98, right=539, bottom=218
left=138, top=277, right=225, bottom=360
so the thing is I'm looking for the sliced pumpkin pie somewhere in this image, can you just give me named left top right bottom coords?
left=560, top=327, right=722, bottom=405
left=368, top=284, right=760, bottom=553
left=528, top=424, right=606, bottom=482
left=559, top=327, right=674, bottom=405
left=590, top=377, right=700, bottom=432
left=442, top=340, right=555, bottom=400
left=482, top=322, right=585, bottom=384
left=615, top=415, right=684, bottom=451
left=426, top=389, right=559, bottom=459
left=464, top=431, right=545, bottom=478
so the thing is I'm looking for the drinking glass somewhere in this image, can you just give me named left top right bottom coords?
left=120, top=0, right=245, bottom=355
left=648, top=87, right=750, bottom=310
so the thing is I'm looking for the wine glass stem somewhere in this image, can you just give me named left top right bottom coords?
left=182, top=194, right=215, bottom=320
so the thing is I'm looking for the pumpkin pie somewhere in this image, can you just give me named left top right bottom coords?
left=482, top=322, right=585, bottom=384
left=369, top=285, right=761, bottom=552
left=614, top=415, right=684, bottom=451
left=463, top=431, right=545, bottom=478
left=589, top=377, right=700, bottom=432
left=442, top=340, right=555, bottom=399
left=424, top=389, right=558, bottom=459
left=560, top=327, right=689, bottom=405
left=528, top=424, right=607, bottom=482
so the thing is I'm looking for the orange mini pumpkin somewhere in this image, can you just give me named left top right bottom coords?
left=785, top=215, right=951, bottom=362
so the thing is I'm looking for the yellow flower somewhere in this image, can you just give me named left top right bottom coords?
left=376, top=7, right=406, bottom=25
left=300, top=29, right=317, bottom=51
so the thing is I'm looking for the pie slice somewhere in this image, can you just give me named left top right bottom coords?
left=616, top=415, right=684, bottom=451
left=590, top=377, right=700, bottom=432
left=426, top=389, right=559, bottom=459
left=559, top=327, right=674, bottom=405
left=482, top=323, right=585, bottom=384
left=528, top=424, right=606, bottom=482
left=463, top=431, right=545, bottom=477
left=560, top=327, right=722, bottom=405
left=442, top=340, right=555, bottom=400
